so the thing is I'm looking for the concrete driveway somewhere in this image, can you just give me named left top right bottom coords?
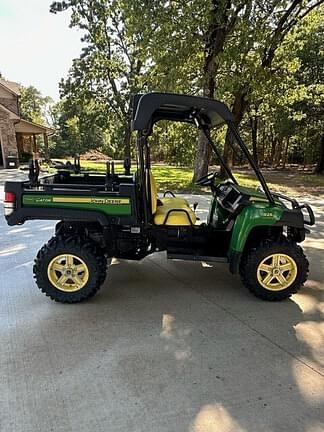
left=0, top=184, right=323, bottom=432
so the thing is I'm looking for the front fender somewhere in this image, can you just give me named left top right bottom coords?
left=228, top=204, right=306, bottom=274
left=229, top=205, right=284, bottom=253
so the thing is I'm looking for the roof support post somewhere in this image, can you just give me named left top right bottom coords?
left=16, top=133, right=23, bottom=158
left=32, top=134, right=37, bottom=154
left=43, top=133, right=49, bottom=161
left=137, top=132, right=149, bottom=225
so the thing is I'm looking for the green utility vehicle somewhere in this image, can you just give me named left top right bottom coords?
left=4, top=93, right=315, bottom=303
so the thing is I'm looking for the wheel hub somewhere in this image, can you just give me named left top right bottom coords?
left=257, top=253, right=297, bottom=291
left=47, top=254, right=89, bottom=292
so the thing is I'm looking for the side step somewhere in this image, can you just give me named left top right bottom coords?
left=167, top=253, right=228, bottom=263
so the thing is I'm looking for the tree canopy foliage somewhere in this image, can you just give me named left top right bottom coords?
left=19, top=85, right=53, bottom=125
left=50, top=0, right=324, bottom=174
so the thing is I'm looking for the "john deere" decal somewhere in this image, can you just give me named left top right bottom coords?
left=52, top=197, right=130, bottom=205
left=22, top=194, right=132, bottom=216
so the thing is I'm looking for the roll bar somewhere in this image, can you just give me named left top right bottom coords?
left=134, top=95, right=276, bottom=212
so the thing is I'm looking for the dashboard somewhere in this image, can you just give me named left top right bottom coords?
left=215, top=182, right=252, bottom=213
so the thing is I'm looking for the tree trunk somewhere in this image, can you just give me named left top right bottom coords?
left=250, top=115, right=258, bottom=165
left=260, top=125, right=266, bottom=167
left=193, top=77, right=214, bottom=181
left=315, top=134, right=324, bottom=173
left=123, top=122, right=131, bottom=159
left=269, top=127, right=276, bottom=166
left=193, top=0, right=231, bottom=182
left=43, top=134, right=50, bottom=161
left=282, top=137, right=289, bottom=169
left=192, top=74, right=216, bottom=182
left=269, top=141, right=276, bottom=166
left=194, top=129, right=211, bottom=181
left=274, top=139, right=282, bottom=167
left=220, top=89, right=248, bottom=178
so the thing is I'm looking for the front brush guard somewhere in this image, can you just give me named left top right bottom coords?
left=271, top=192, right=315, bottom=226
left=298, top=203, right=315, bottom=226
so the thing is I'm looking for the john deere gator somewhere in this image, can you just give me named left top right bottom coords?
left=4, top=93, right=315, bottom=303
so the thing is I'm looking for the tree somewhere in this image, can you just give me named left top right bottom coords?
left=17, top=85, right=54, bottom=160
left=139, top=0, right=323, bottom=177
left=19, top=85, right=53, bottom=124
left=51, top=0, right=323, bottom=172
left=219, top=0, right=324, bottom=174
left=50, top=0, right=156, bottom=158
left=193, top=0, right=247, bottom=181
left=50, top=95, right=117, bottom=157
left=246, top=4, right=324, bottom=169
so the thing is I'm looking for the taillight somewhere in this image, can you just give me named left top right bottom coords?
left=4, top=191, right=16, bottom=216
left=5, top=191, right=15, bottom=203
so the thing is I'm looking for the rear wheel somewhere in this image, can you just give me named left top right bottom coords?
left=33, top=236, right=107, bottom=303
left=240, top=238, right=308, bottom=301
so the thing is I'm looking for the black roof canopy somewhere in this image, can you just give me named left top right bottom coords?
left=131, top=92, right=234, bottom=132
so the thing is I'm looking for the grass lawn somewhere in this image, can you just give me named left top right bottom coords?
left=54, top=159, right=324, bottom=195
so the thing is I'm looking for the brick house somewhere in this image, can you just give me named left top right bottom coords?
left=0, top=78, right=54, bottom=168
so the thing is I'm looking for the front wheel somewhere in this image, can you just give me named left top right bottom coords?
left=240, top=238, right=309, bottom=301
left=33, top=236, right=107, bottom=303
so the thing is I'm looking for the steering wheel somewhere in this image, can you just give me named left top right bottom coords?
left=195, top=171, right=218, bottom=186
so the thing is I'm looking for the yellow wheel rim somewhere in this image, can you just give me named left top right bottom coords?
left=257, top=253, right=297, bottom=291
left=47, top=254, right=89, bottom=292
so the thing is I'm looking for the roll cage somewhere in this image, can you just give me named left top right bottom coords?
left=131, top=92, right=275, bottom=224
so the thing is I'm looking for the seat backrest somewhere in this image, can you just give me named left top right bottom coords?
left=148, top=171, right=158, bottom=214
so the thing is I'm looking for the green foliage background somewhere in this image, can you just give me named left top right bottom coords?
left=31, top=1, right=324, bottom=170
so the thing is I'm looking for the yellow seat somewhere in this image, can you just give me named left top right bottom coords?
left=148, top=171, right=196, bottom=226
left=154, top=200, right=196, bottom=225
left=160, top=196, right=189, bottom=206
